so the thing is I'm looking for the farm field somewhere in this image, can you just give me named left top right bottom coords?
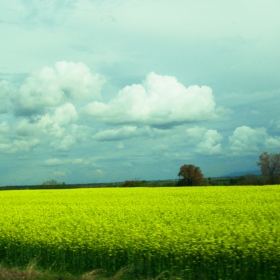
left=0, top=186, right=280, bottom=279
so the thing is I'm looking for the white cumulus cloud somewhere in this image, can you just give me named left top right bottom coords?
left=14, top=61, right=105, bottom=115
left=196, top=130, right=223, bottom=155
left=92, top=126, right=150, bottom=141
left=53, top=103, right=78, bottom=126
left=9, top=102, right=84, bottom=153
left=229, top=126, right=266, bottom=155
left=229, top=126, right=280, bottom=155
left=185, top=127, right=223, bottom=155
left=83, top=72, right=224, bottom=127
left=185, top=126, right=208, bottom=143
left=0, top=80, right=12, bottom=99
left=92, top=125, right=168, bottom=142
left=0, top=138, right=40, bottom=154
left=50, top=134, right=77, bottom=151
left=15, top=103, right=79, bottom=138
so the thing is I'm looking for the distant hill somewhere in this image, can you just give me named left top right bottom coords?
left=222, top=170, right=261, bottom=178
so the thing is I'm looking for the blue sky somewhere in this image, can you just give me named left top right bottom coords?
left=0, top=0, right=280, bottom=186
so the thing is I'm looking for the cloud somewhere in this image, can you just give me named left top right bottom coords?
left=117, top=142, right=124, bottom=149
left=0, top=120, right=43, bottom=154
left=44, top=158, right=62, bottom=166
left=72, top=158, right=84, bottom=164
left=0, top=105, right=8, bottom=114
left=14, top=61, right=105, bottom=116
left=15, top=103, right=79, bottom=138
left=53, top=103, right=78, bottom=126
left=185, top=127, right=223, bottom=155
left=53, top=170, right=69, bottom=177
left=54, top=61, right=104, bottom=101
left=268, top=119, right=280, bottom=133
left=96, top=169, right=103, bottom=175
left=15, top=119, right=36, bottom=136
left=9, top=102, right=85, bottom=153
left=153, top=144, right=169, bottom=151
left=229, top=126, right=280, bottom=155
left=229, top=126, right=266, bottom=155
left=0, top=80, right=12, bottom=99
left=0, top=80, right=12, bottom=113
left=185, top=127, right=208, bottom=143
left=0, top=122, right=10, bottom=134
left=50, top=134, right=77, bottom=151
left=83, top=72, right=225, bottom=127
left=71, top=157, right=101, bottom=167
left=0, top=138, right=40, bottom=154
left=250, top=110, right=260, bottom=115
left=92, top=125, right=151, bottom=141
left=196, top=130, right=223, bottom=155
left=265, top=136, right=280, bottom=149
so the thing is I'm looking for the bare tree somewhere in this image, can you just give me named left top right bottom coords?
left=177, top=164, right=205, bottom=186
left=42, top=179, right=60, bottom=186
left=257, top=152, right=280, bottom=184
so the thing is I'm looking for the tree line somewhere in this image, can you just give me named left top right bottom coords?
left=10, top=151, right=279, bottom=190
left=177, top=151, right=280, bottom=186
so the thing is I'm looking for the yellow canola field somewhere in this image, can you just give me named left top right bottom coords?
left=0, top=186, right=280, bottom=279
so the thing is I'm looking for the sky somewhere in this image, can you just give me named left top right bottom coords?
left=0, top=0, right=280, bottom=186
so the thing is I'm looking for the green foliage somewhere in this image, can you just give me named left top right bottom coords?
left=209, top=175, right=267, bottom=186
left=0, top=187, right=280, bottom=279
left=123, top=180, right=142, bottom=187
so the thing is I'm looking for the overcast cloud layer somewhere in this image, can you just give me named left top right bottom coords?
left=0, top=0, right=280, bottom=186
